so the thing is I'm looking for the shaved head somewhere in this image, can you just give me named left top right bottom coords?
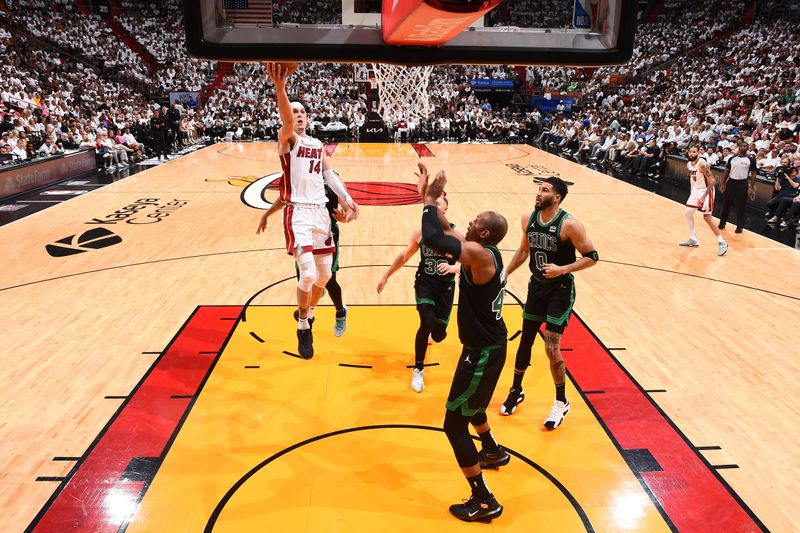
left=481, top=211, right=508, bottom=246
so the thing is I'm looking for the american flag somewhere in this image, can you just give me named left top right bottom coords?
left=223, top=0, right=273, bottom=25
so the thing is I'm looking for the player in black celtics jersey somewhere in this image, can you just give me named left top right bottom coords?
left=257, top=186, right=353, bottom=342
left=501, top=177, right=598, bottom=429
left=419, top=167, right=509, bottom=524
left=377, top=194, right=459, bottom=393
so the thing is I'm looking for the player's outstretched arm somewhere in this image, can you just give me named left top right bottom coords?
left=377, top=229, right=421, bottom=293
left=322, top=154, right=359, bottom=219
left=264, top=63, right=297, bottom=147
left=420, top=172, right=493, bottom=273
left=505, top=212, right=532, bottom=277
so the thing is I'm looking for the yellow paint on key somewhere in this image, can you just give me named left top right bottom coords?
left=126, top=306, right=670, bottom=533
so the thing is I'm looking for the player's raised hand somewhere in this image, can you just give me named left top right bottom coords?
left=264, top=62, right=294, bottom=88
left=415, top=162, right=429, bottom=198
left=426, top=170, right=447, bottom=203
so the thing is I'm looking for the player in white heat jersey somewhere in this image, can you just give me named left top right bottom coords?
left=680, top=145, right=727, bottom=256
left=266, top=63, right=359, bottom=359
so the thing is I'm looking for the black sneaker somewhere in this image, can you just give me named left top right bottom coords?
left=293, top=310, right=315, bottom=328
left=478, top=446, right=510, bottom=469
left=297, top=328, right=314, bottom=359
left=499, top=388, right=525, bottom=416
left=449, top=495, right=503, bottom=523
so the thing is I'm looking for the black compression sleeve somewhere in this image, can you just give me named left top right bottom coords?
left=421, top=205, right=462, bottom=259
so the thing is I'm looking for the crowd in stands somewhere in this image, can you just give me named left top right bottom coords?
left=0, top=11, right=203, bottom=169
left=1, top=0, right=799, bottom=226
left=273, top=0, right=342, bottom=24
left=7, top=0, right=154, bottom=89
left=201, top=62, right=367, bottom=141
left=486, top=0, right=571, bottom=29
left=116, top=0, right=216, bottom=92
left=526, top=0, right=748, bottom=96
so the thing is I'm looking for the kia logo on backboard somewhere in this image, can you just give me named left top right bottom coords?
left=46, top=228, right=122, bottom=257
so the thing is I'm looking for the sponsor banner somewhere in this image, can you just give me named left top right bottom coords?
left=470, top=79, right=515, bottom=90
left=0, top=149, right=97, bottom=201
left=359, top=111, right=389, bottom=141
left=169, top=91, right=200, bottom=108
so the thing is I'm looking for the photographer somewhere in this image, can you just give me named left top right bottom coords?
left=766, top=166, right=800, bottom=225
left=781, top=195, right=800, bottom=229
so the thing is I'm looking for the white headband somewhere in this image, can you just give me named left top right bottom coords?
left=290, top=102, right=305, bottom=111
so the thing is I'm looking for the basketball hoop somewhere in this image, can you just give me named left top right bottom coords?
left=372, top=63, right=434, bottom=122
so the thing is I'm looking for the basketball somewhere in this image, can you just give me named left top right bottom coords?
left=279, top=62, right=299, bottom=76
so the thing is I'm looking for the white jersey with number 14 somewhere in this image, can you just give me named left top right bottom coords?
left=279, top=135, right=326, bottom=205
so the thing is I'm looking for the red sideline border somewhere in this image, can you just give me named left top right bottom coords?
left=26, top=305, right=243, bottom=533
left=26, top=306, right=767, bottom=532
left=564, top=314, right=766, bottom=533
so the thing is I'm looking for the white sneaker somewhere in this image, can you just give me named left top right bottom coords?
left=411, top=368, right=425, bottom=393
left=718, top=240, right=728, bottom=256
left=678, top=238, right=699, bottom=247
left=333, top=306, right=347, bottom=337
left=543, top=400, right=570, bottom=429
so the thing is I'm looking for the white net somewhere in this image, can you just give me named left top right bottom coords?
left=371, top=63, right=434, bottom=123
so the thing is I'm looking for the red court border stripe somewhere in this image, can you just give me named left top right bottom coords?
left=411, top=143, right=435, bottom=157
left=27, top=306, right=242, bottom=533
left=563, top=313, right=767, bottom=532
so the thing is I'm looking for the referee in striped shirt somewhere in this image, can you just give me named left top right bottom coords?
left=718, top=144, right=757, bottom=234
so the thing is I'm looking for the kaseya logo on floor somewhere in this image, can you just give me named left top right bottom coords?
left=46, top=228, right=122, bottom=257
left=46, top=198, right=189, bottom=258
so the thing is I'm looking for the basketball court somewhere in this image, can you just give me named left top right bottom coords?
left=2, top=142, right=797, bottom=532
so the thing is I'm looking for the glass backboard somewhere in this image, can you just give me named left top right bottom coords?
left=183, top=0, right=636, bottom=66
